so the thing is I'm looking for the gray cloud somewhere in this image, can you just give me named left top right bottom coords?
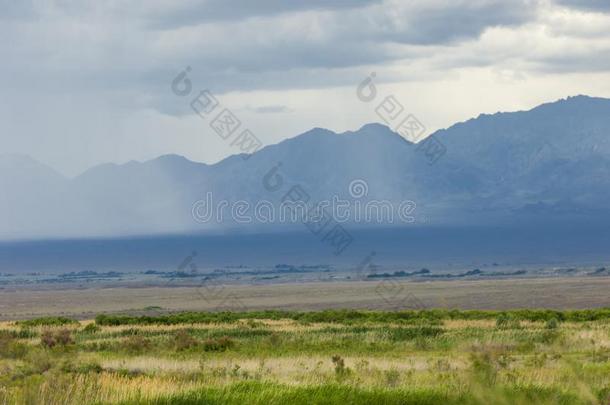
left=376, top=1, right=539, bottom=45
left=248, top=105, right=292, bottom=114
left=143, top=0, right=382, bottom=28
left=530, top=50, right=610, bottom=74
left=2, top=0, right=610, bottom=176
left=555, top=0, right=610, bottom=12
left=0, top=0, right=48, bottom=21
left=144, top=0, right=544, bottom=97
left=0, top=0, right=546, bottom=113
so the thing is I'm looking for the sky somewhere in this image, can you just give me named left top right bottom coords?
left=2, top=0, right=610, bottom=177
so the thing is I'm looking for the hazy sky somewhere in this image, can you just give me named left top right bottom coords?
left=2, top=0, right=610, bottom=176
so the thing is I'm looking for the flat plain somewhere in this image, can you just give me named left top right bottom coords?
left=1, top=276, right=609, bottom=321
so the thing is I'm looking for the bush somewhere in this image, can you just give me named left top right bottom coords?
left=387, top=326, right=444, bottom=341
left=331, top=355, right=351, bottom=381
left=41, top=329, right=73, bottom=348
left=22, top=350, right=53, bottom=374
left=122, top=335, right=152, bottom=353
left=174, top=330, right=199, bottom=351
left=470, top=351, right=498, bottom=385
left=0, top=331, right=28, bottom=359
left=55, top=329, right=73, bottom=345
left=82, top=323, right=101, bottom=334
left=203, top=336, right=234, bottom=352
left=384, top=369, right=401, bottom=387
left=545, top=317, right=559, bottom=329
left=41, top=330, right=56, bottom=348
left=16, top=328, right=37, bottom=339
left=76, top=362, right=104, bottom=373
left=496, top=314, right=520, bottom=329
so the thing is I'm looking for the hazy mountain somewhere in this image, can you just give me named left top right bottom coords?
left=435, top=95, right=610, bottom=220
left=2, top=95, right=610, bottom=240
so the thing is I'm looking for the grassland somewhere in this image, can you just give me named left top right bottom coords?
left=0, top=309, right=609, bottom=404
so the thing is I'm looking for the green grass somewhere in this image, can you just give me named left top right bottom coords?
left=113, top=382, right=458, bottom=405
left=0, top=310, right=608, bottom=404
left=110, top=381, right=589, bottom=405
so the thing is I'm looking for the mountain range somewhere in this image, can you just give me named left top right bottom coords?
left=2, top=95, right=610, bottom=240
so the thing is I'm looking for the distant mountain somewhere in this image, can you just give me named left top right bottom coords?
left=2, top=95, right=610, bottom=240
left=435, top=95, right=610, bottom=220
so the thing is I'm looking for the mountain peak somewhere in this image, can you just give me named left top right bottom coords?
left=150, top=154, right=192, bottom=164
left=141, top=154, right=207, bottom=172
left=339, top=122, right=413, bottom=143
left=356, top=122, right=392, bottom=132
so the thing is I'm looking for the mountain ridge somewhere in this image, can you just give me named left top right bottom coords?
left=2, top=95, right=610, bottom=240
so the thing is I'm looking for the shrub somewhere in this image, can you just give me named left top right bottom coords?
left=174, top=330, right=199, bottom=351
left=387, top=326, right=444, bottom=341
left=16, top=328, right=37, bottom=339
left=539, top=330, right=561, bottom=344
left=0, top=331, right=28, bottom=359
left=384, top=369, right=401, bottom=387
left=469, top=351, right=498, bottom=385
left=120, top=328, right=142, bottom=337
left=331, top=355, right=351, bottom=381
left=55, top=329, right=73, bottom=345
left=122, top=335, right=152, bottom=353
left=218, top=336, right=235, bottom=350
left=76, top=362, right=104, bottom=373
left=545, top=317, right=559, bottom=329
left=41, top=330, right=56, bottom=348
left=115, top=367, right=145, bottom=378
left=22, top=350, right=53, bottom=374
left=496, top=314, right=520, bottom=329
left=246, top=320, right=265, bottom=328
left=267, top=332, right=281, bottom=347
left=82, top=323, right=101, bottom=334
left=41, top=329, right=73, bottom=348
left=203, top=336, right=234, bottom=352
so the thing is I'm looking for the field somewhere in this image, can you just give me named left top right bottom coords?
left=0, top=309, right=609, bottom=404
